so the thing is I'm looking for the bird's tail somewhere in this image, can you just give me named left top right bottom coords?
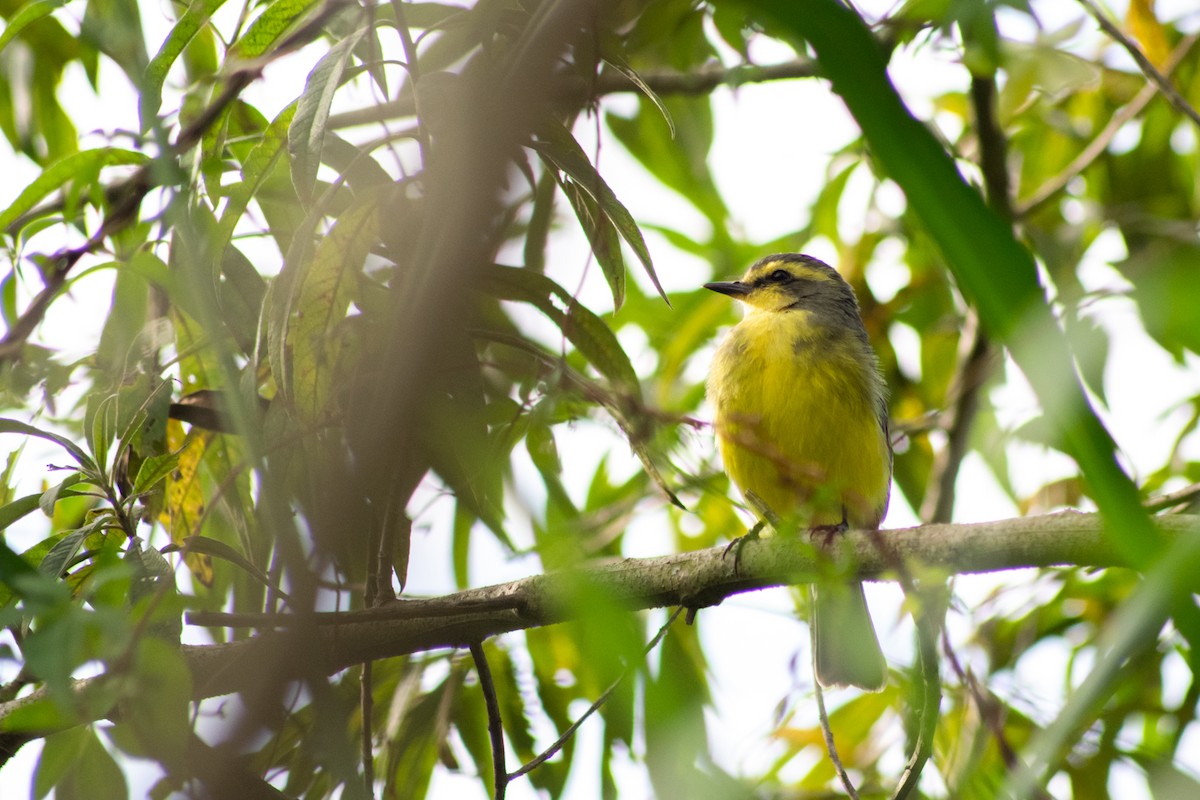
left=811, top=581, right=887, bottom=691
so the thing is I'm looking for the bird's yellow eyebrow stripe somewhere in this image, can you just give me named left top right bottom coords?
left=743, top=261, right=837, bottom=284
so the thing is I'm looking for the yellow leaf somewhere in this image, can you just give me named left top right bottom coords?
left=1127, top=0, right=1171, bottom=69
left=159, top=419, right=214, bottom=586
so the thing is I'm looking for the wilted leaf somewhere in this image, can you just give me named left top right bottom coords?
left=159, top=420, right=213, bottom=586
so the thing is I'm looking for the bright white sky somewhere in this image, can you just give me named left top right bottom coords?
left=2, top=0, right=1199, bottom=798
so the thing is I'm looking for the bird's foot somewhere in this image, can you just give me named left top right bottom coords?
left=809, top=520, right=848, bottom=547
left=722, top=521, right=766, bottom=578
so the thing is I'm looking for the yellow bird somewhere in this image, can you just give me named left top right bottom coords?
left=706, top=254, right=890, bottom=691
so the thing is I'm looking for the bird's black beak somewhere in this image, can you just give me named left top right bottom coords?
left=704, top=280, right=751, bottom=297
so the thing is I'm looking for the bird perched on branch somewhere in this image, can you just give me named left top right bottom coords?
left=706, top=253, right=890, bottom=691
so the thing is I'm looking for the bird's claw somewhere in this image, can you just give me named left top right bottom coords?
left=808, top=520, right=848, bottom=547
left=722, top=521, right=765, bottom=578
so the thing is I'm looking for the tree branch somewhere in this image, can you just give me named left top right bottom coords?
left=327, top=59, right=819, bottom=130
left=0, top=512, right=1194, bottom=758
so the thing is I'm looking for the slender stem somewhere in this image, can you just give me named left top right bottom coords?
left=1145, top=480, right=1200, bottom=513
left=360, top=662, right=375, bottom=797
left=812, top=641, right=861, bottom=800
left=470, top=642, right=507, bottom=800
left=862, top=527, right=942, bottom=798
left=327, top=59, right=819, bottom=130
left=1076, top=0, right=1200, bottom=130
left=939, top=628, right=1054, bottom=800
left=1017, top=33, right=1199, bottom=216
left=921, top=71, right=1009, bottom=524
left=891, top=604, right=941, bottom=800
left=508, top=607, right=684, bottom=782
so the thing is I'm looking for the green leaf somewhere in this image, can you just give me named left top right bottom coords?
left=711, top=3, right=751, bottom=57
left=0, top=418, right=96, bottom=473
left=125, top=538, right=175, bottom=605
left=385, top=672, right=461, bottom=799
left=320, top=133, right=395, bottom=194
left=120, top=638, right=192, bottom=772
left=0, top=0, right=70, bottom=58
left=481, top=265, right=640, bottom=395
left=141, top=0, right=228, bottom=129
left=523, top=170, right=557, bottom=273
left=531, top=122, right=665, bottom=306
left=452, top=504, right=472, bottom=590
left=34, top=725, right=89, bottom=799
left=95, top=259, right=151, bottom=378
left=559, top=177, right=627, bottom=308
left=449, top=665, right=495, bottom=794
left=174, top=535, right=276, bottom=591
left=0, top=148, right=149, bottom=235
left=216, top=103, right=296, bottom=257
left=86, top=393, right=118, bottom=481
left=132, top=451, right=180, bottom=494
left=0, top=492, right=44, bottom=531
left=228, top=0, right=321, bottom=60
left=39, top=519, right=105, bottom=579
left=1129, top=243, right=1200, bottom=361
left=603, top=54, right=674, bottom=139
left=289, top=27, right=365, bottom=202
left=53, top=725, right=128, bottom=800
left=286, top=195, right=377, bottom=422
left=1147, top=760, right=1200, bottom=799
left=80, top=0, right=149, bottom=87
left=0, top=537, right=40, bottom=589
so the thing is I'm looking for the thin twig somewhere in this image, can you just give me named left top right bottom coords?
left=1145, top=480, right=1200, bottom=513
left=328, top=59, right=818, bottom=129
left=971, top=74, right=1015, bottom=219
left=0, top=665, right=31, bottom=705
left=920, top=313, right=992, bottom=523
left=940, top=628, right=1055, bottom=800
left=360, top=662, right=375, bottom=797
left=861, top=528, right=942, bottom=798
left=892, top=599, right=941, bottom=800
left=922, top=72, right=1009, bottom=523
left=508, top=606, right=684, bottom=782
left=813, top=650, right=862, bottom=800
left=1077, top=0, right=1200, bottom=130
left=361, top=508, right=380, bottom=798
left=1017, top=32, right=1199, bottom=216
left=470, top=642, right=507, bottom=800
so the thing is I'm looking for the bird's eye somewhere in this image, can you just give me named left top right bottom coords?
left=769, top=269, right=791, bottom=283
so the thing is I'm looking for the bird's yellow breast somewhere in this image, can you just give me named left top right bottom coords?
left=708, top=309, right=890, bottom=528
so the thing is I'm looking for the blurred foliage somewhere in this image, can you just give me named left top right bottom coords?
left=0, top=0, right=1196, bottom=798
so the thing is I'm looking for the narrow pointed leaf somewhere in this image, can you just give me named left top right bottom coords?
left=482, top=266, right=640, bottom=395
left=289, top=28, right=365, bottom=201
left=0, top=150, right=149, bottom=234
left=141, top=0, right=227, bottom=128
left=0, top=419, right=96, bottom=472
left=531, top=123, right=665, bottom=305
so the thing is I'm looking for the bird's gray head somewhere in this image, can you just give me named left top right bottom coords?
left=704, top=254, right=866, bottom=334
